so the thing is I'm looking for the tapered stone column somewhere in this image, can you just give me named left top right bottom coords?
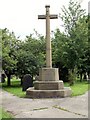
left=45, top=5, right=52, bottom=68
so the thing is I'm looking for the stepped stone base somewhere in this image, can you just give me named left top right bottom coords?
left=26, top=68, right=72, bottom=98
left=26, top=87, right=72, bottom=98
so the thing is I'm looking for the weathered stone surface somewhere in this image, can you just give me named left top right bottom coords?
left=26, top=87, right=72, bottom=98
left=39, top=68, right=59, bottom=81
left=34, top=80, right=64, bottom=90
left=35, top=75, right=39, bottom=81
left=26, top=67, right=72, bottom=98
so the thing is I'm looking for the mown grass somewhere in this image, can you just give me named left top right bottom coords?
left=0, top=77, right=90, bottom=97
left=64, top=81, right=90, bottom=96
left=0, top=78, right=26, bottom=98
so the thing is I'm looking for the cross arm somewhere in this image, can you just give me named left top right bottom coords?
left=38, top=15, right=46, bottom=19
left=38, top=14, right=58, bottom=19
left=50, top=14, right=58, bottom=19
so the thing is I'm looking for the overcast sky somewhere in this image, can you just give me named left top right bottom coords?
left=0, top=0, right=89, bottom=39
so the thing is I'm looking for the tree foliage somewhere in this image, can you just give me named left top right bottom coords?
left=1, top=28, right=20, bottom=85
left=59, top=0, right=86, bottom=35
left=53, top=0, right=88, bottom=82
left=1, top=28, right=46, bottom=85
left=16, top=34, right=45, bottom=80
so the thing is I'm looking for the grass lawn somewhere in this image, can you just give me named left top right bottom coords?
left=64, top=81, right=90, bottom=96
left=0, top=77, right=90, bottom=97
left=0, top=79, right=26, bottom=98
left=0, top=108, right=14, bottom=119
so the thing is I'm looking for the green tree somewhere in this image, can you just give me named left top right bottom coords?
left=53, top=0, right=88, bottom=83
left=72, top=16, right=88, bottom=81
left=52, top=29, right=70, bottom=82
left=1, top=28, right=20, bottom=86
left=59, top=0, right=86, bottom=35
left=16, top=34, right=45, bottom=83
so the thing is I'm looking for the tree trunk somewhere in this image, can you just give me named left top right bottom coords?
left=80, top=73, right=83, bottom=82
left=7, top=74, right=11, bottom=86
left=83, top=73, right=86, bottom=80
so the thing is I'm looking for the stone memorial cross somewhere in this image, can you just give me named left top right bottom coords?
left=26, top=6, right=72, bottom=98
left=38, top=5, right=58, bottom=68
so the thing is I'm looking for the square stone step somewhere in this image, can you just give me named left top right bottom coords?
left=34, top=80, right=64, bottom=90
left=26, top=87, right=72, bottom=98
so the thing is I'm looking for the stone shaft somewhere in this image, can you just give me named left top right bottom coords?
left=38, top=5, right=58, bottom=68
left=46, top=5, right=52, bottom=68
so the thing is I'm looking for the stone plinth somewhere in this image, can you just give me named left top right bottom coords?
left=26, top=68, right=72, bottom=98
left=39, top=68, right=59, bottom=81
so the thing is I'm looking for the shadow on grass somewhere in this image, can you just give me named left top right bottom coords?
left=2, top=85, right=21, bottom=88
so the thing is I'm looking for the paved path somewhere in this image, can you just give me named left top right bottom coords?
left=0, top=89, right=88, bottom=118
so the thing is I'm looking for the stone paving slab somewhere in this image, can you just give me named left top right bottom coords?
left=0, top=89, right=89, bottom=118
